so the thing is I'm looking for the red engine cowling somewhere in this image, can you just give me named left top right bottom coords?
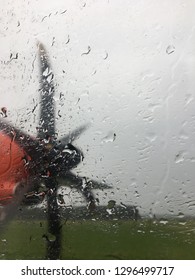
left=0, top=132, right=29, bottom=204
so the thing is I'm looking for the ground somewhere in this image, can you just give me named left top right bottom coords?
left=0, top=218, right=195, bottom=259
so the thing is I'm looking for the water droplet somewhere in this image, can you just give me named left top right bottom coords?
left=179, top=222, right=186, bottom=226
left=107, top=200, right=116, bottom=209
left=166, top=45, right=175, bottom=54
left=178, top=212, right=185, bottom=219
left=101, top=132, right=116, bottom=143
left=179, top=130, right=188, bottom=140
left=159, top=220, right=168, bottom=225
left=43, top=67, right=52, bottom=77
left=146, top=132, right=157, bottom=142
left=42, top=233, right=56, bottom=242
left=1, top=107, right=7, bottom=117
left=175, top=151, right=185, bottom=163
left=120, top=202, right=127, bottom=209
left=137, top=230, right=145, bottom=233
left=46, top=74, right=54, bottom=83
left=57, top=194, right=65, bottom=205
left=134, top=191, right=140, bottom=198
left=81, top=46, right=91, bottom=56
left=190, top=157, right=195, bottom=162
left=143, top=182, right=148, bottom=188
left=185, top=94, right=193, bottom=106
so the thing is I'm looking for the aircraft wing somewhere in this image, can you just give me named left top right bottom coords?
left=84, top=178, right=113, bottom=190
left=57, top=171, right=113, bottom=190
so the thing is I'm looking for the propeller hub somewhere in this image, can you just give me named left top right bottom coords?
left=32, top=141, right=82, bottom=179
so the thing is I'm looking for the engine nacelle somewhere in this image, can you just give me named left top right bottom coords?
left=0, top=132, right=28, bottom=204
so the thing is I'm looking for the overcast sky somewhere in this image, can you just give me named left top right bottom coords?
left=1, top=0, right=195, bottom=217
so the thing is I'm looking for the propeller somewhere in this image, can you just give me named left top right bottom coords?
left=37, top=43, right=56, bottom=140
left=0, top=43, right=112, bottom=259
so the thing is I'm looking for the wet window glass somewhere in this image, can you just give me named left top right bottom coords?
left=0, top=0, right=195, bottom=260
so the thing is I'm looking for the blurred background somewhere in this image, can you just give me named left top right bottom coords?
left=1, top=0, right=195, bottom=218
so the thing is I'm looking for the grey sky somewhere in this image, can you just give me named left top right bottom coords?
left=1, top=0, right=195, bottom=216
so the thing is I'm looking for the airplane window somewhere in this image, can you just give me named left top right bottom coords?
left=0, top=0, right=195, bottom=260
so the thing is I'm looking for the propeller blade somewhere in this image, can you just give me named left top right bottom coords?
left=37, top=43, right=55, bottom=140
left=58, top=124, right=89, bottom=147
left=44, top=177, right=61, bottom=260
left=57, top=171, right=83, bottom=187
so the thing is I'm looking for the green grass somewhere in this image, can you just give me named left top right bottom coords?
left=0, top=219, right=195, bottom=259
